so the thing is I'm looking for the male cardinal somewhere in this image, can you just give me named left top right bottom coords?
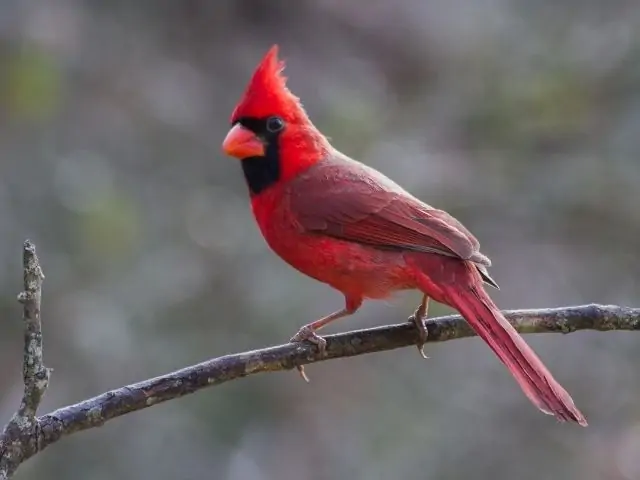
left=222, top=45, right=587, bottom=426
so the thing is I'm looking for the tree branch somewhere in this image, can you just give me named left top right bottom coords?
left=0, top=241, right=49, bottom=479
left=1, top=241, right=639, bottom=477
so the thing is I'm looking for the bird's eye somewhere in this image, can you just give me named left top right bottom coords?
left=266, top=116, right=285, bottom=133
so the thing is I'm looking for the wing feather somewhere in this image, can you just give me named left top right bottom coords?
left=288, top=154, right=491, bottom=267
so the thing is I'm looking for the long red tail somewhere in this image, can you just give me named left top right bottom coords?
left=440, top=282, right=587, bottom=426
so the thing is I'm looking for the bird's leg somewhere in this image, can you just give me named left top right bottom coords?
left=290, top=308, right=350, bottom=353
left=408, top=294, right=430, bottom=359
left=290, top=296, right=362, bottom=382
left=291, top=309, right=351, bottom=382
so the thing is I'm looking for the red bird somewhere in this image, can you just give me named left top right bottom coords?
left=222, top=45, right=587, bottom=426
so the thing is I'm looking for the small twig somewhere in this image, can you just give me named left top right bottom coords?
left=0, top=241, right=49, bottom=478
left=0, top=241, right=639, bottom=478
left=16, top=241, right=49, bottom=418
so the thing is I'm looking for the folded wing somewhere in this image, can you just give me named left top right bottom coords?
left=288, top=156, right=492, bottom=269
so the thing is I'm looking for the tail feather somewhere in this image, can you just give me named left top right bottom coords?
left=442, top=284, right=587, bottom=426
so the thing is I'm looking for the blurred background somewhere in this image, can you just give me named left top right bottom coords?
left=1, top=1, right=639, bottom=479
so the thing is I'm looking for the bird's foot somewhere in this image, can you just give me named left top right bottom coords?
left=408, top=308, right=429, bottom=359
left=290, top=325, right=328, bottom=382
left=290, top=325, right=328, bottom=353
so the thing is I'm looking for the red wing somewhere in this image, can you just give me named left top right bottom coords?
left=288, top=158, right=488, bottom=265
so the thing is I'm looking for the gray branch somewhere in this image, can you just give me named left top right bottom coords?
left=0, top=241, right=50, bottom=479
left=1, top=241, right=639, bottom=477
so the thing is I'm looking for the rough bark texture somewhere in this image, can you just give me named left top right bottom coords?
left=0, top=241, right=639, bottom=478
left=0, top=241, right=50, bottom=479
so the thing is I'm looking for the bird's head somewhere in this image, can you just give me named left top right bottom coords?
left=222, top=45, right=329, bottom=195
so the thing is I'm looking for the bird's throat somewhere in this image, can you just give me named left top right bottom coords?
left=241, top=154, right=281, bottom=196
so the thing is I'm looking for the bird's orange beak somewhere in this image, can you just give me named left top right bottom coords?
left=222, top=124, right=265, bottom=159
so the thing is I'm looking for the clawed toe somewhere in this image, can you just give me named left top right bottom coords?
left=408, top=310, right=429, bottom=359
left=290, top=325, right=328, bottom=354
left=296, top=365, right=310, bottom=382
left=290, top=325, right=328, bottom=382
